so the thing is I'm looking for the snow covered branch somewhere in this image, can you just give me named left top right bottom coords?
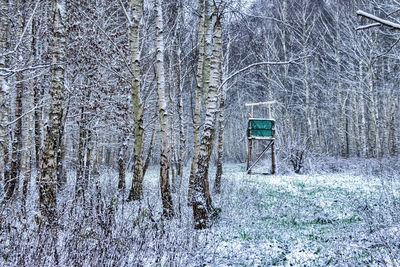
left=357, top=10, right=400, bottom=30
left=219, top=56, right=309, bottom=92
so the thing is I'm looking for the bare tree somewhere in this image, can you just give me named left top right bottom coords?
left=192, top=2, right=223, bottom=229
left=155, top=0, right=174, bottom=218
left=39, top=0, right=65, bottom=223
left=188, top=0, right=208, bottom=204
left=0, top=0, right=10, bottom=199
left=126, top=0, right=145, bottom=201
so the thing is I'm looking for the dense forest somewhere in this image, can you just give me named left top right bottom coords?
left=1, top=0, right=400, bottom=265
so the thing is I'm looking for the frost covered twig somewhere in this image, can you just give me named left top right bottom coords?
left=219, top=56, right=309, bottom=92
left=357, top=10, right=400, bottom=30
left=356, top=23, right=381, bottom=31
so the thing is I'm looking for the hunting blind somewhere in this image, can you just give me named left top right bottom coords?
left=246, top=101, right=276, bottom=174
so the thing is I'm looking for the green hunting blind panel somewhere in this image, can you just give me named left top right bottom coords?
left=247, top=119, right=275, bottom=138
left=245, top=101, right=276, bottom=174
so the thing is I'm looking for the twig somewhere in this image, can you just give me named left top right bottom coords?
left=4, top=97, right=49, bottom=127
left=118, top=0, right=133, bottom=26
left=356, top=23, right=381, bottom=31
left=375, top=36, right=400, bottom=60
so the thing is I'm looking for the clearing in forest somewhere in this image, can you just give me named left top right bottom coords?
left=209, top=164, right=398, bottom=266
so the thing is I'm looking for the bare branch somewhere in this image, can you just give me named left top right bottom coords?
left=220, top=56, right=310, bottom=92
left=245, top=101, right=277, bottom=107
left=0, top=63, right=53, bottom=77
left=375, top=36, right=400, bottom=60
left=118, top=0, right=133, bottom=26
left=357, top=10, right=400, bottom=30
left=356, top=23, right=381, bottom=31
left=4, top=97, right=49, bottom=127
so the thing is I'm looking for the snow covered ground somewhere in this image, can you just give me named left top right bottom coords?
left=1, top=163, right=399, bottom=266
left=208, top=164, right=400, bottom=266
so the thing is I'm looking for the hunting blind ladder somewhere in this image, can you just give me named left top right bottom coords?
left=246, top=101, right=276, bottom=174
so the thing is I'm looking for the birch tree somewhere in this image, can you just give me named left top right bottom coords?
left=155, top=0, right=173, bottom=218
left=188, top=0, right=207, bottom=204
left=39, top=0, right=65, bottom=222
left=126, top=0, right=145, bottom=201
left=6, top=0, right=24, bottom=200
left=193, top=4, right=223, bottom=229
left=0, top=0, right=9, bottom=198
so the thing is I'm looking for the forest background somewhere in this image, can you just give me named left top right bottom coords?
left=1, top=0, right=400, bottom=265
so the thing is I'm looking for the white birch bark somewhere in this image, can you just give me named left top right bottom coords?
left=0, top=0, right=9, bottom=191
left=39, top=0, right=65, bottom=222
left=193, top=9, right=222, bottom=229
left=188, top=0, right=206, bottom=203
left=155, top=0, right=173, bottom=218
left=214, top=87, right=225, bottom=194
left=22, top=73, right=34, bottom=203
left=176, top=35, right=185, bottom=186
left=127, top=0, right=145, bottom=201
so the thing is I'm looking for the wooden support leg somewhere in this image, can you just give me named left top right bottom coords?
left=247, top=139, right=252, bottom=174
left=271, top=140, right=276, bottom=174
left=247, top=141, right=272, bottom=174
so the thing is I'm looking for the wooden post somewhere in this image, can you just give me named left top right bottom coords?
left=268, top=104, right=272, bottom=119
left=247, top=139, right=252, bottom=173
left=271, top=140, right=275, bottom=174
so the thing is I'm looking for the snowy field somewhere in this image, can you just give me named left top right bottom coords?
left=1, top=162, right=400, bottom=266
left=210, top=165, right=400, bottom=266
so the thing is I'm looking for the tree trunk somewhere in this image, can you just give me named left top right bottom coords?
left=39, top=0, right=65, bottom=223
left=23, top=67, right=35, bottom=204
left=303, top=50, right=312, bottom=149
left=56, top=104, right=68, bottom=189
left=367, top=62, right=379, bottom=158
left=143, top=126, right=156, bottom=178
left=75, top=108, right=87, bottom=197
left=192, top=10, right=222, bottom=229
left=334, top=6, right=347, bottom=157
left=0, top=0, right=9, bottom=188
left=7, top=72, right=23, bottom=200
left=127, top=0, right=144, bottom=202
left=359, top=62, right=367, bottom=157
left=176, top=46, right=185, bottom=186
left=31, top=10, right=42, bottom=184
left=214, top=88, right=225, bottom=194
left=7, top=2, right=25, bottom=200
left=84, top=127, right=92, bottom=185
left=188, top=0, right=207, bottom=204
left=388, top=91, right=397, bottom=156
left=118, top=136, right=128, bottom=192
left=155, top=0, right=174, bottom=218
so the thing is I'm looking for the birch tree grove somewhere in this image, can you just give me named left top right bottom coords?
left=1, top=0, right=400, bottom=264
